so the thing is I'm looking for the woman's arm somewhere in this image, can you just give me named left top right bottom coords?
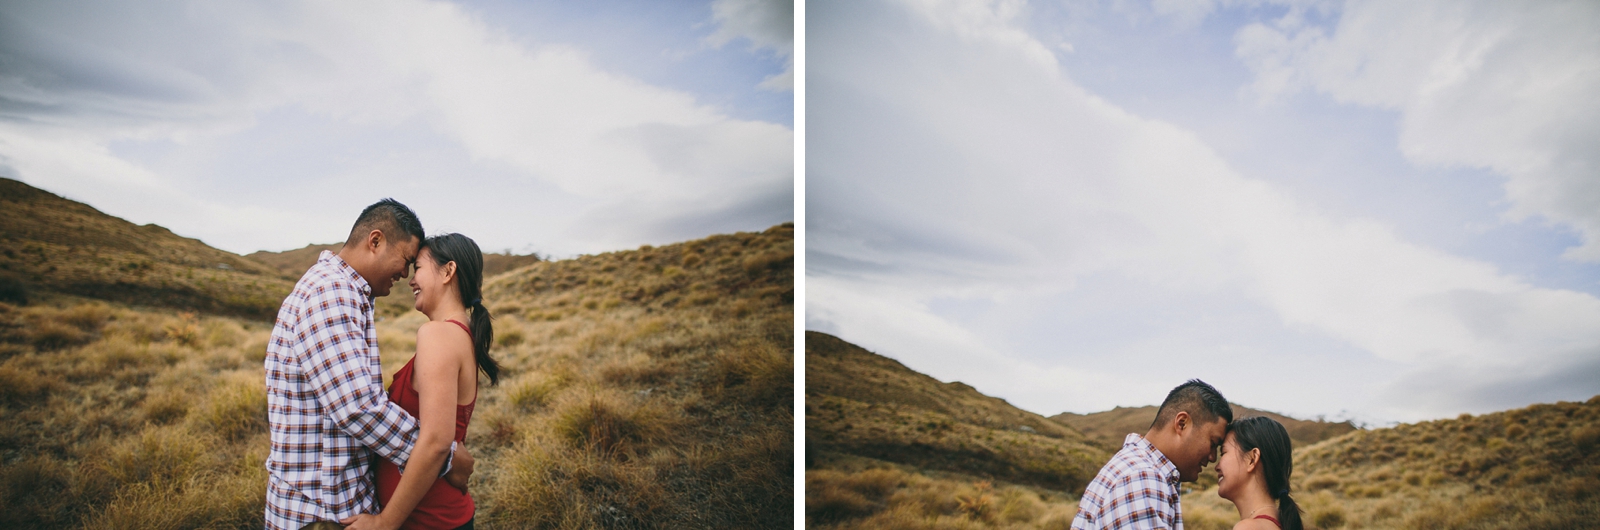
left=345, top=322, right=464, bottom=530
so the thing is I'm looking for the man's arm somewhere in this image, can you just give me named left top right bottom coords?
left=295, top=293, right=426, bottom=471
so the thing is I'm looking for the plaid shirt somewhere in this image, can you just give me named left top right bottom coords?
left=264, top=251, right=439, bottom=529
left=1071, top=433, right=1184, bottom=530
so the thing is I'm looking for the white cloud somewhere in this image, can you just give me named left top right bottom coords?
left=808, top=0, right=1600, bottom=421
left=1235, top=0, right=1600, bottom=261
left=0, top=0, right=792, bottom=254
left=709, top=0, right=794, bottom=90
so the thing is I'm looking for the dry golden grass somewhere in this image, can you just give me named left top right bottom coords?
left=1181, top=397, right=1600, bottom=530
left=0, top=223, right=794, bottom=529
left=806, top=456, right=1082, bottom=529
left=465, top=223, right=794, bottom=528
left=0, top=300, right=270, bottom=528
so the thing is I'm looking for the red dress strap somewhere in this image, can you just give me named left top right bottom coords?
left=445, top=319, right=472, bottom=338
left=1253, top=514, right=1281, bottom=528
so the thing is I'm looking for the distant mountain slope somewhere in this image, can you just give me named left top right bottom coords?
left=1051, top=403, right=1357, bottom=451
left=246, top=243, right=541, bottom=318
left=0, top=178, right=291, bottom=319
left=806, top=331, right=1106, bottom=493
left=247, top=243, right=541, bottom=280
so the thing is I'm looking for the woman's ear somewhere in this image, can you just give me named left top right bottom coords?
left=1247, top=448, right=1261, bottom=472
left=443, top=261, right=458, bottom=284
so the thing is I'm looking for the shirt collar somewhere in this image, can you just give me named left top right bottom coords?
left=321, top=250, right=372, bottom=299
left=1124, top=433, right=1182, bottom=486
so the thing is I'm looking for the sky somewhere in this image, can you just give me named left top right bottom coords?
left=0, top=0, right=793, bottom=256
left=807, top=0, right=1600, bottom=425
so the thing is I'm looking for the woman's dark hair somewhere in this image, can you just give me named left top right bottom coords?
left=1230, top=416, right=1301, bottom=530
left=421, top=233, right=500, bottom=385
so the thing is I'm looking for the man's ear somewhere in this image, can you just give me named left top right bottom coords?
left=366, top=229, right=385, bottom=252
left=1173, top=411, right=1190, bottom=434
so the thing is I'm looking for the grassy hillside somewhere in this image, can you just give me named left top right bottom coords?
left=1181, top=396, right=1600, bottom=530
left=0, top=187, right=794, bottom=529
left=468, top=224, right=794, bottom=528
left=806, top=331, right=1108, bottom=529
left=0, top=178, right=292, bottom=319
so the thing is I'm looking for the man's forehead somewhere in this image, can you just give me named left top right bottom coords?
left=1206, top=419, right=1228, bottom=438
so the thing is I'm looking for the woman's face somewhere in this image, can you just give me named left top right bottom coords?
left=407, top=247, right=456, bottom=314
left=1215, top=431, right=1253, bottom=501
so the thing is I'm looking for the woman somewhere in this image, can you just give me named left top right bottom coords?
left=345, top=233, right=501, bottom=530
left=1215, top=416, right=1303, bottom=530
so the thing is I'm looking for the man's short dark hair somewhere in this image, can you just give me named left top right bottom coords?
left=1150, top=379, right=1232, bottom=430
left=345, top=198, right=424, bottom=248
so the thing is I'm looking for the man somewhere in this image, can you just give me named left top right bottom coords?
left=1071, top=379, right=1233, bottom=530
left=264, top=199, right=473, bottom=529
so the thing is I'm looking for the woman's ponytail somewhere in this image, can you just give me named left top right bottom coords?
left=467, top=297, right=498, bottom=385
left=421, top=234, right=501, bottom=386
left=1277, top=491, right=1303, bottom=530
left=1232, top=417, right=1302, bottom=530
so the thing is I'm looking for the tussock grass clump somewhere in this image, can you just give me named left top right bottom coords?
left=553, top=390, right=675, bottom=456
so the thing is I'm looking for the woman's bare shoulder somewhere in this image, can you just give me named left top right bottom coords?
left=415, top=321, right=473, bottom=356
left=1233, top=518, right=1280, bottom=530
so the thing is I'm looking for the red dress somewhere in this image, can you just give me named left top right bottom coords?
left=376, top=320, right=476, bottom=529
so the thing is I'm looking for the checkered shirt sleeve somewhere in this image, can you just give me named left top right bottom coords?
left=1071, top=433, right=1184, bottom=530
left=264, top=251, right=423, bottom=530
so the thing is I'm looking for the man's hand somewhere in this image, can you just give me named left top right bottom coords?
left=443, top=443, right=474, bottom=493
left=340, top=512, right=399, bottom=530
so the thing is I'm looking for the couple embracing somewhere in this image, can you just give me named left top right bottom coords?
left=264, top=199, right=501, bottom=530
left=1072, top=380, right=1303, bottom=530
